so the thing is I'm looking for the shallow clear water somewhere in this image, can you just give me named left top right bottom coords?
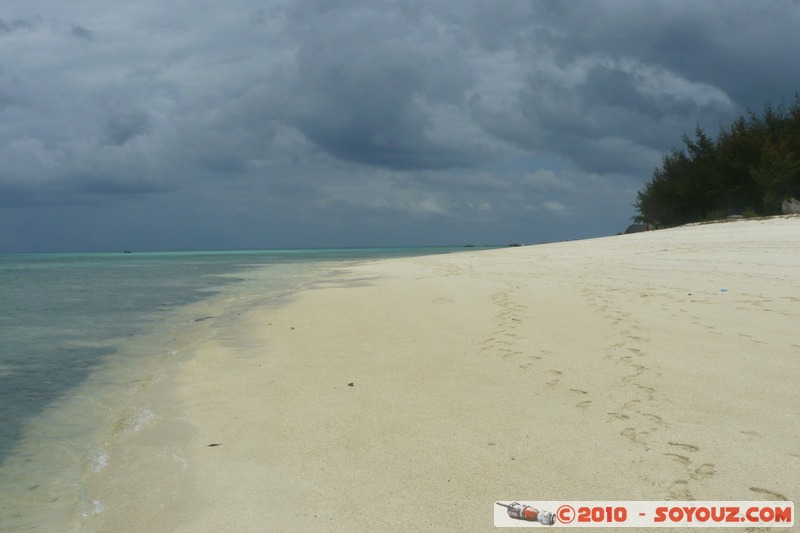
left=0, top=247, right=465, bottom=531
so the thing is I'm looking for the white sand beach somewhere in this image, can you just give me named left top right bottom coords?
left=83, top=217, right=799, bottom=531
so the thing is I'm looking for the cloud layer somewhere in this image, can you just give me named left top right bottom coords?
left=2, top=1, right=799, bottom=250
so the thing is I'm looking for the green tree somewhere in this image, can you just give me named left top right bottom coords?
left=635, top=94, right=800, bottom=226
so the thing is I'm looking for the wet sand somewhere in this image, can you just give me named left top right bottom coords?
left=85, top=217, right=799, bottom=531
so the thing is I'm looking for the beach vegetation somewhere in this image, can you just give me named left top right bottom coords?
left=634, top=94, right=800, bottom=226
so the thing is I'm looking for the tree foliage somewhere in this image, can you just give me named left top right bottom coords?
left=634, top=94, right=800, bottom=226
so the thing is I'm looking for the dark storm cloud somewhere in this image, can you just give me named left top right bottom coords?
left=520, top=0, right=800, bottom=106
left=280, top=1, right=487, bottom=170
left=465, top=0, right=799, bottom=176
left=1, top=0, right=800, bottom=251
left=0, top=18, right=34, bottom=33
left=102, top=111, right=151, bottom=146
left=70, top=25, right=95, bottom=41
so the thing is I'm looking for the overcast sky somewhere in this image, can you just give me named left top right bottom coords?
left=2, top=1, right=799, bottom=252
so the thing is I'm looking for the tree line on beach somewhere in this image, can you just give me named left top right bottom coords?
left=634, top=94, right=800, bottom=227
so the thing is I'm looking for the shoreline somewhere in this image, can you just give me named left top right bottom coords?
left=0, top=251, right=378, bottom=531
left=83, top=217, right=799, bottom=531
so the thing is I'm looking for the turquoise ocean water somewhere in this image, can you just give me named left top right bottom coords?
left=0, top=248, right=465, bottom=531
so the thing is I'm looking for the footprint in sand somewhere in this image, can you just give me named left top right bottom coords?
left=519, top=355, right=542, bottom=369
left=622, top=366, right=646, bottom=382
left=567, top=388, right=591, bottom=409
left=750, top=487, right=789, bottom=500
left=634, top=384, right=656, bottom=398
left=620, top=427, right=649, bottom=444
left=692, top=463, right=716, bottom=480
left=667, top=479, right=693, bottom=500
left=668, top=441, right=700, bottom=452
left=642, top=413, right=667, bottom=427
left=621, top=399, right=641, bottom=411
left=663, top=453, right=691, bottom=466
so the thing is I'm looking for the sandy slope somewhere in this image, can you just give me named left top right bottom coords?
left=85, top=217, right=799, bottom=532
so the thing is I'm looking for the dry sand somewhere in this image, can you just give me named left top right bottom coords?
left=85, top=217, right=799, bottom=531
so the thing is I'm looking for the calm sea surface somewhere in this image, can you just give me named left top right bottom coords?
left=0, top=247, right=467, bottom=531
